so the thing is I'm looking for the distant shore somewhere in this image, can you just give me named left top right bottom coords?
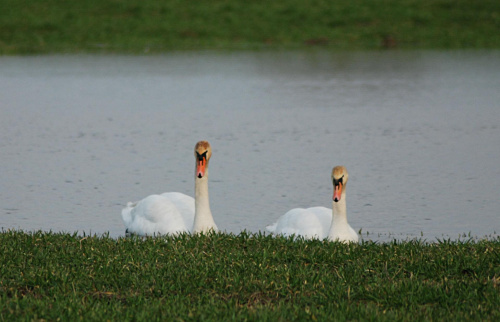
left=1, top=0, right=499, bottom=54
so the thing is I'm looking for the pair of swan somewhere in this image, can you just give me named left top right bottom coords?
left=121, top=141, right=358, bottom=243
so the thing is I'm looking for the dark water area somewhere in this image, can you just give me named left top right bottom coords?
left=1, top=50, right=499, bottom=242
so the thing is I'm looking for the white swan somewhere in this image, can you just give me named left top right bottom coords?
left=267, top=166, right=358, bottom=243
left=121, top=140, right=218, bottom=236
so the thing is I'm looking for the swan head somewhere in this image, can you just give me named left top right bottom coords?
left=331, top=166, right=348, bottom=202
left=195, top=140, right=212, bottom=179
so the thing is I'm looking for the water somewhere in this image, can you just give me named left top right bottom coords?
left=1, top=50, right=499, bottom=242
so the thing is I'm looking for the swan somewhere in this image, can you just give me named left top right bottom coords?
left=121, top=140, right=218, bottom=236
left=266, top=166, right=359, bottom=243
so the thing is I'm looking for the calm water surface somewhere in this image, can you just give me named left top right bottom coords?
left=1, top=50, right=499, bottom=242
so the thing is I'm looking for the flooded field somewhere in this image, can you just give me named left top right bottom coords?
left=1, top=50, right=499, bottom=241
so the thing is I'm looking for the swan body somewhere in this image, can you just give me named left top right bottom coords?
left=121, top=192, right=194, bottom=236
left=266, top=207, right=331, bottom=239
left=121, top=141, right=218, bottom=236
left=267, top=166, right=359, bottom=243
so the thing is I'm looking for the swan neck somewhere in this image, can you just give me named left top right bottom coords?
left=331, top=194, right=348, bottom=224
left=192, top=170, right=217, bottom=233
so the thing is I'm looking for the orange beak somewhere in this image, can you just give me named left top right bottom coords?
left=333, top=182, right=342, bottom=202
left=196, top=157, right=206, bottom=178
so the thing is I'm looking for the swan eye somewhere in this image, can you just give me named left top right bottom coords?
left=197, top=151, right=208, bottom=162
left=333, top=175, right=344, bottom=186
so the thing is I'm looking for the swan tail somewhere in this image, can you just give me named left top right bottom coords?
left=266, top=222, right=278, bottom=233
left=121, top=202, right=136, bottom=227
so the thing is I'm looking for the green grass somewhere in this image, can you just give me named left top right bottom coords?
left=0, top=0, right=499, bottom=54
left=1, top=230, right=499, bottom=320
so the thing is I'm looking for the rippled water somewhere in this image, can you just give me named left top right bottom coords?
left=1, top=50, right=499, bottom=242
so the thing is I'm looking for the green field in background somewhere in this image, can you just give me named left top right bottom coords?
left=1, top=0, right=499, bottom=54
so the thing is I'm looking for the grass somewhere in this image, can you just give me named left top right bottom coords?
left=0, top=0, right=499, bottom=54
left=1, top=230, right=499, bottom=320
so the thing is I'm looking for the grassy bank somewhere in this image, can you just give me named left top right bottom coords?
left=1, top=0, right=499, bottom=54
left=1, top=231, right=499, bottom=320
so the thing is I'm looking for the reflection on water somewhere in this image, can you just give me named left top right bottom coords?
left=1, top=50, right=499, bottom=242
